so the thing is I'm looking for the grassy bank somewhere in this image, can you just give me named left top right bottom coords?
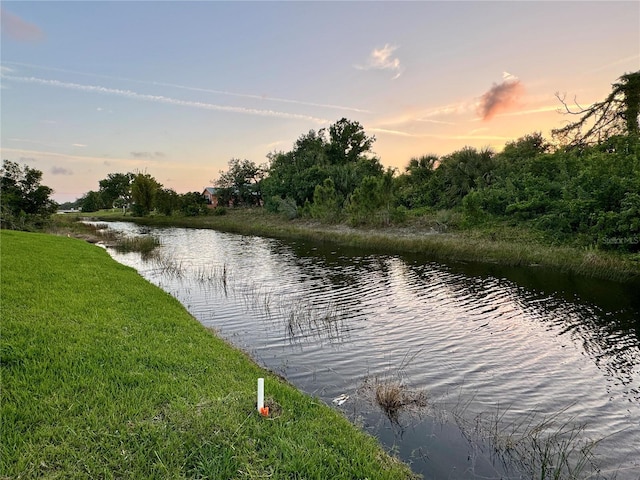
left=0, top=230, right=416, bottom=479
left=85, top=209, right=640, bottom=284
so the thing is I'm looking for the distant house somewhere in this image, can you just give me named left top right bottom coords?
left=202, top=187, right=219, bottom=208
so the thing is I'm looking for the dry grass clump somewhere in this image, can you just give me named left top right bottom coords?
left=360, top=377, right=428, bottom=421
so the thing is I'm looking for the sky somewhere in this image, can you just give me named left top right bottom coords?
left=1, top=1, right=639, bottom=203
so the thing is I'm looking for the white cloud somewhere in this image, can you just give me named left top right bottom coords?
left=355, top=44, right=403, bottom=79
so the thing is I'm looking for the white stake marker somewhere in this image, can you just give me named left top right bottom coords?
left=257, top=378, right=264, bottom=412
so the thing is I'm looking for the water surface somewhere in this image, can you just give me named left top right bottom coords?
left=103, top=223, right=640, bottom=479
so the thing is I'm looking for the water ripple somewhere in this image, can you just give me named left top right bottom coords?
left=104, top=223, right=640, bottom=479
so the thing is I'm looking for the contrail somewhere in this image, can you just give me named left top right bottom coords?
left=1, top=74, right=329, bottom=123
left=2, top=62, right=369, bottom=114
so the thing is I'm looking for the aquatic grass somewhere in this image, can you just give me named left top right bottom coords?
left=145, top=250, right=184, bottom=278
left=49, top=215, right=162, bottom=255
left=355, top=347, right=614, bottom=480
left=113, top=235, right=161, bottom=254
left=278, top=300, right=346, bottom=342
left=1, top=230, right=416, bottom=479
left=433, top=394, right=615, bottom=480
left=364, top=379, right=428, bottom=422
left=149, top=252, right=347, bottom=343
left=358, top=350, right=428, bottom=422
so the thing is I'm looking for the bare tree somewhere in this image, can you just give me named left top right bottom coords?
left=552, top=71, right=639, bottom=148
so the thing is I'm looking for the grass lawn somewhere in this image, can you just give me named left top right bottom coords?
left=0, top=230, right=416, bottom=479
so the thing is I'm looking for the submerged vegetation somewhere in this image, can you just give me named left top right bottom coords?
left=357, top=373, right=614, bottom=480
left=1, top=230, right=416, bottom=479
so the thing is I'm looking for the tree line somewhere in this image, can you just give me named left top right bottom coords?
left=2, top=71, right=638, bottom=251
left=78, top=172, right=209, bottom=217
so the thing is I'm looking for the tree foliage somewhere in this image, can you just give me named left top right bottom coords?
left=262, top=118, right=382, bottom=208
left=214, top=158, right=266, bottom=206
left=131, top=173, right=162, bottom=216
left=1, top=160, right=57, bottom=230
left=99, top=172, right=134, bottom=209
left=346, top=169, right=399, bottom=226
left=310, top=178, right=342, bottom=223
left=179, top=191, right=208, bottom=216
left=80, top=191, right=104, bottom=213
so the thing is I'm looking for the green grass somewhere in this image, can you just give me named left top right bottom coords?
left=0, top=230, right=417, bottom=479
left=84, top=209, right=640, bottom=284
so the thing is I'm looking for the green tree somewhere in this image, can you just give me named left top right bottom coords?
left=79, top=191, right=104, bottom=213
left=500, top=132, right=550, bottom=161
left=327, top=118, right=376, bottom=165
left=310, top=178, right=342, bottom=222
left=430, top=147, right=495, bottom=208
left=1, top=160, right=58, bottom=229
left=345, top=169, right=397, bottom=226
left=156, top=188, right=180, bottom=216
left=395, top=154, right=438, bottom=209
left=262, top=119, right=382, bottom=208
left=98, top=172, right=134, bottom=209
left=215, top=158, right=266, bottom=206
left=131, top=173, right=162, bottom=216
left=179, top=192, right=208, bottom=216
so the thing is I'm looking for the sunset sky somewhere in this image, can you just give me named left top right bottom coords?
left=1, top=1, right=639, bottom=203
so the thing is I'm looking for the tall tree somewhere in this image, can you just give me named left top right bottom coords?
left=430, top=147, right=495, bottom=208
left=262, top=118, right=382, bottom=207
left=98, top=172, right=134, bottom=209
left=131, top=172, right=162, bottom=216
left=327, top=118, right=375, bottom=165
left=553, top=71, right=640, bottom=147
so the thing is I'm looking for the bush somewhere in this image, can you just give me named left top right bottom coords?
left=265, top=196, right=298, bottom=220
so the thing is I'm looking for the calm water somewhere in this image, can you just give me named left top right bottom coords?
left=102, top=222, right=640, bottom=479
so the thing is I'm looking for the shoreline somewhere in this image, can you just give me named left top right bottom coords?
left=1, top=229, right=417, bottom=479
left=86, top=209, right=640, bottom=285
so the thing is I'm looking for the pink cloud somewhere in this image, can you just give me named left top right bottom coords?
left=477, top=79, right=525, bottom=121
left=1, top=9, right=45, bottom=42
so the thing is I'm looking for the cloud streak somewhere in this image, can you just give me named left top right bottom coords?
left=3, top=61, right=369, bottom=114
left=355, top=44, right=403, bottom=79
left=477, top=77, right=525, bottom=121
left=1, top=74, right=329, bottom=124
left=131, top=151, right=165, bottom=159
left=1, top=9, right=45, bottom=42
left=369, top=127, right=511, bottom=142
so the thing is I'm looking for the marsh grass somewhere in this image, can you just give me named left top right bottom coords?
left=358, top=350, right=428, bottom=422
left=146, top=251, right=184, bottom=278
left=1, top=230, right=417, bottom=479
left=278, top=300, right=346, bottom=341
left=443, top=401, right=614, bottom=480
left=360, top=378, right=428, bottom=422
left=49, top=215, right=162, bottom=254
left=113, top=235, right=160, bottom=254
